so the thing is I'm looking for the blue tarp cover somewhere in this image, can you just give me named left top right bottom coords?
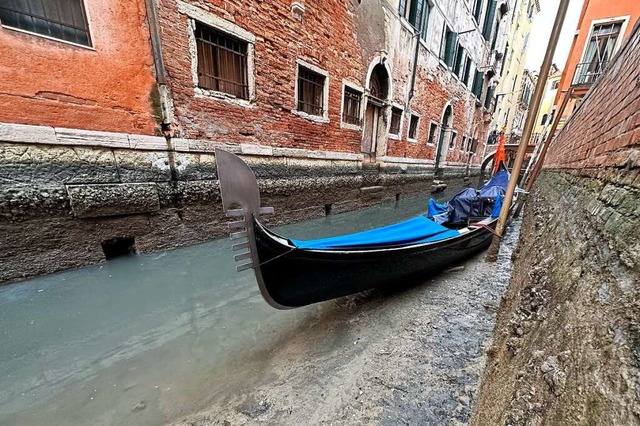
left=291, top=215, right=460, bottom=249
left=480, top=169, right=509, bottom=192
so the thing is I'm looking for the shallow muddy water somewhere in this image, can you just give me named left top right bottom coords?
left=0, top=182, right=477, bottom=425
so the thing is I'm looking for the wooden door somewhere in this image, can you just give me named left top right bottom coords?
left=362, top=102, right=380, bottom=155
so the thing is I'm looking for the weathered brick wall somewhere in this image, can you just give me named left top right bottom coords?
left=472, top=23, right=640, bottom=426
left=0, top=0, right=158, bottom=134
left=157, top=0, right=491, bottom=165
left=544, top=23, right=640, bottom=171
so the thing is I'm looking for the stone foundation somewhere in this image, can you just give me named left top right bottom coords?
left=0, top=134, right=480, bottom=284
left=471, top=168, right=640, bottom=425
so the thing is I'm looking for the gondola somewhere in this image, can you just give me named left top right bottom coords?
left=215, top=148, right=508, bottom=309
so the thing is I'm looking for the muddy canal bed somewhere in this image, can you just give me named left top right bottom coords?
left=0, top=184, right=520, bottom=425
left=175, top=219, right=521, bottom=426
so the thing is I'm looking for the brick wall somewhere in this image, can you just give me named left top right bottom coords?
left=157, top=0, right=493, bottom=165
left=544, top=23, right=640, bottom=171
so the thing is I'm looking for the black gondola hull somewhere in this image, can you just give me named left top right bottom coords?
left=254, top=218, right=497, bottom=308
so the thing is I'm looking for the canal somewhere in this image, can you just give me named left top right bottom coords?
left=0, top=179, right=501, bottom=425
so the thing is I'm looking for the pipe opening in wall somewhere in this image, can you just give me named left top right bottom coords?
left=324, top=203, right=333, bottom=216
left=101, top=237, right=137, bottom=260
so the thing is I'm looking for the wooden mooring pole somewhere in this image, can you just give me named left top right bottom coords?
left=486, top=0, right=571, bottom=261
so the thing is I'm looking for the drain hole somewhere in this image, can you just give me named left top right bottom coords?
left=324, top=203, right=333, bottom=216
left=101, top=237, right=136, bottom=260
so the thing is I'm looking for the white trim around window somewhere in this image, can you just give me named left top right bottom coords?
left=578, top=16, right=630, bottom=65
left=340, top=79, right=365, bottom=130
left=388, top=103, right=405, bottom=140
left=292, top=59, right=330, bottom=123
left=178, top=0, right=257, bottom=107
left=427, top=120, right=439, bottom=145
left=407, top=112, right=421, bottom=143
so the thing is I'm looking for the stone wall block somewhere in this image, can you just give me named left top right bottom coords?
left=66, top=183, right=160, bottom=218
left=0, top=143, right=120, bottom=184
left=113, top=150, right=173, bottom=182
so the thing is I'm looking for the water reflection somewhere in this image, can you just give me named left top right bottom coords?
left=0, top=181, right=472, bottom=425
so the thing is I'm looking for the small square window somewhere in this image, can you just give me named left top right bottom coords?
left=389, top=107, right=403, bottom=136
left=0, top=0, right=91, bottom=46
left=297, top=66, right=326, bottom=116
left=342, top=86, right=362, bottom=126
left=195, top=23, right=249, bottom=99
left=427, top=122, right=438, bottom=145
left=408, top=114, right=420, bottom=140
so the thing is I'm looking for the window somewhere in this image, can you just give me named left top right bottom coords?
left=427, top=122, right=438, bottom=145
left=195, top=23, right=249, bottom=99
left=399, top=0, right=426, bottom=29
left=408, top=114, right=420, bottom=140
left=482, top=0, right=497, bottom=41
left=297, top=65, right=326, bottom=116
left=484, top=84, right=495, bottom=110
left=462, top=57, right=472, bottom=86
left=472, top=70, right=484, bottom=99
left=342, top=86, right=362, bottom=126
left=0, top=0, right=91, bottom=46
left=541, top=114, right=548, bottom=125
left=449, top=131, right=457, bottom=149
left=440, top=25, right=458, bottom=67
left=453, top=46, right=464, bottom=77
left=575, top=21, right=623, bottom=84
left=461, top=136, right=468, bottom=151
left=389, top=107, right=403, bottom=136
left=420, top=2, right=432, bottom=40
left=473, top=0, right=484, bottom=22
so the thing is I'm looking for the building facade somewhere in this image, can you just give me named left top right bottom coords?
left=531, top=63, right=561, bottom=144
left=554, top=0, right=640, bottom=129
left=489, top=0, right=539, bottom=143
left=0, top=0, right=514, bottom=282
left=0, top=0, right=159, bottom=134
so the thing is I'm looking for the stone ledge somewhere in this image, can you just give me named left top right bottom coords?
left=66, top=183, right=160, bottom=218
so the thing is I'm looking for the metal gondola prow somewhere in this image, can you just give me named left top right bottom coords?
left=214, top=148, right=285, bottom=308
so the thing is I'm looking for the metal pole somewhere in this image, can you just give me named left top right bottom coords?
left=486, top=0, right=571, bottom=261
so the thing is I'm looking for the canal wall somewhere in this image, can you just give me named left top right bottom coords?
left=0, top=123, right=480, bottom=284
left=472, top=23, right=640, bottom=425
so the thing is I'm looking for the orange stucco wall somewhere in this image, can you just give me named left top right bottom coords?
left=0, top=0, right=158, bottom=134
left=555, top=0, right=640, bottom=106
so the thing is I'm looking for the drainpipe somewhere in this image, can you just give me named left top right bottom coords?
left=143, top=0, right=179, bottom=182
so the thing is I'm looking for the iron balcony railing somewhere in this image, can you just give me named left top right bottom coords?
left=572, top=61, right=608, bottom=86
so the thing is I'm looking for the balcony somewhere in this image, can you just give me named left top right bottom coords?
left=571, top=61, right=608, bottom=86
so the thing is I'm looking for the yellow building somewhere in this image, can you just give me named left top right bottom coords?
left=532, top=64, right=562, bottom=144
left=490, top=0, right=540, bottom=143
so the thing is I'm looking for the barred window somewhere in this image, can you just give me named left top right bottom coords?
left=342, top=86, right=362, bottom=125
left=389, top=107, right=402, bottom=136
left=195, top=23, right=249, bottom=100
left=408, top=114, right=419, bottom=140
left=297, top=66, right=325, bottom=116
left=0, top=0, right=91, bottom=46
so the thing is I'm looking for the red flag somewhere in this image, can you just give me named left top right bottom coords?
left=493, top=132, right=506, bottom=174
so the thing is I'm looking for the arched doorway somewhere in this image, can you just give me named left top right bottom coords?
left=362, top=62, right=390, bottom=162
left=435, top=104, right=453, bottom=171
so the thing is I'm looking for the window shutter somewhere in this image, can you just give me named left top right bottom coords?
left=445, top=31, right=458, bottom=67
left=472, top=71, right=484, bottom=98
left=410, top=0, right=426, bottom=29
left=399, top=0, right=407, bottom=16
left=421, top=3, right=431, bottom=40
left=482, top=0, right=497, bottom=40
left=484, top=85, right=495, bottom=110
